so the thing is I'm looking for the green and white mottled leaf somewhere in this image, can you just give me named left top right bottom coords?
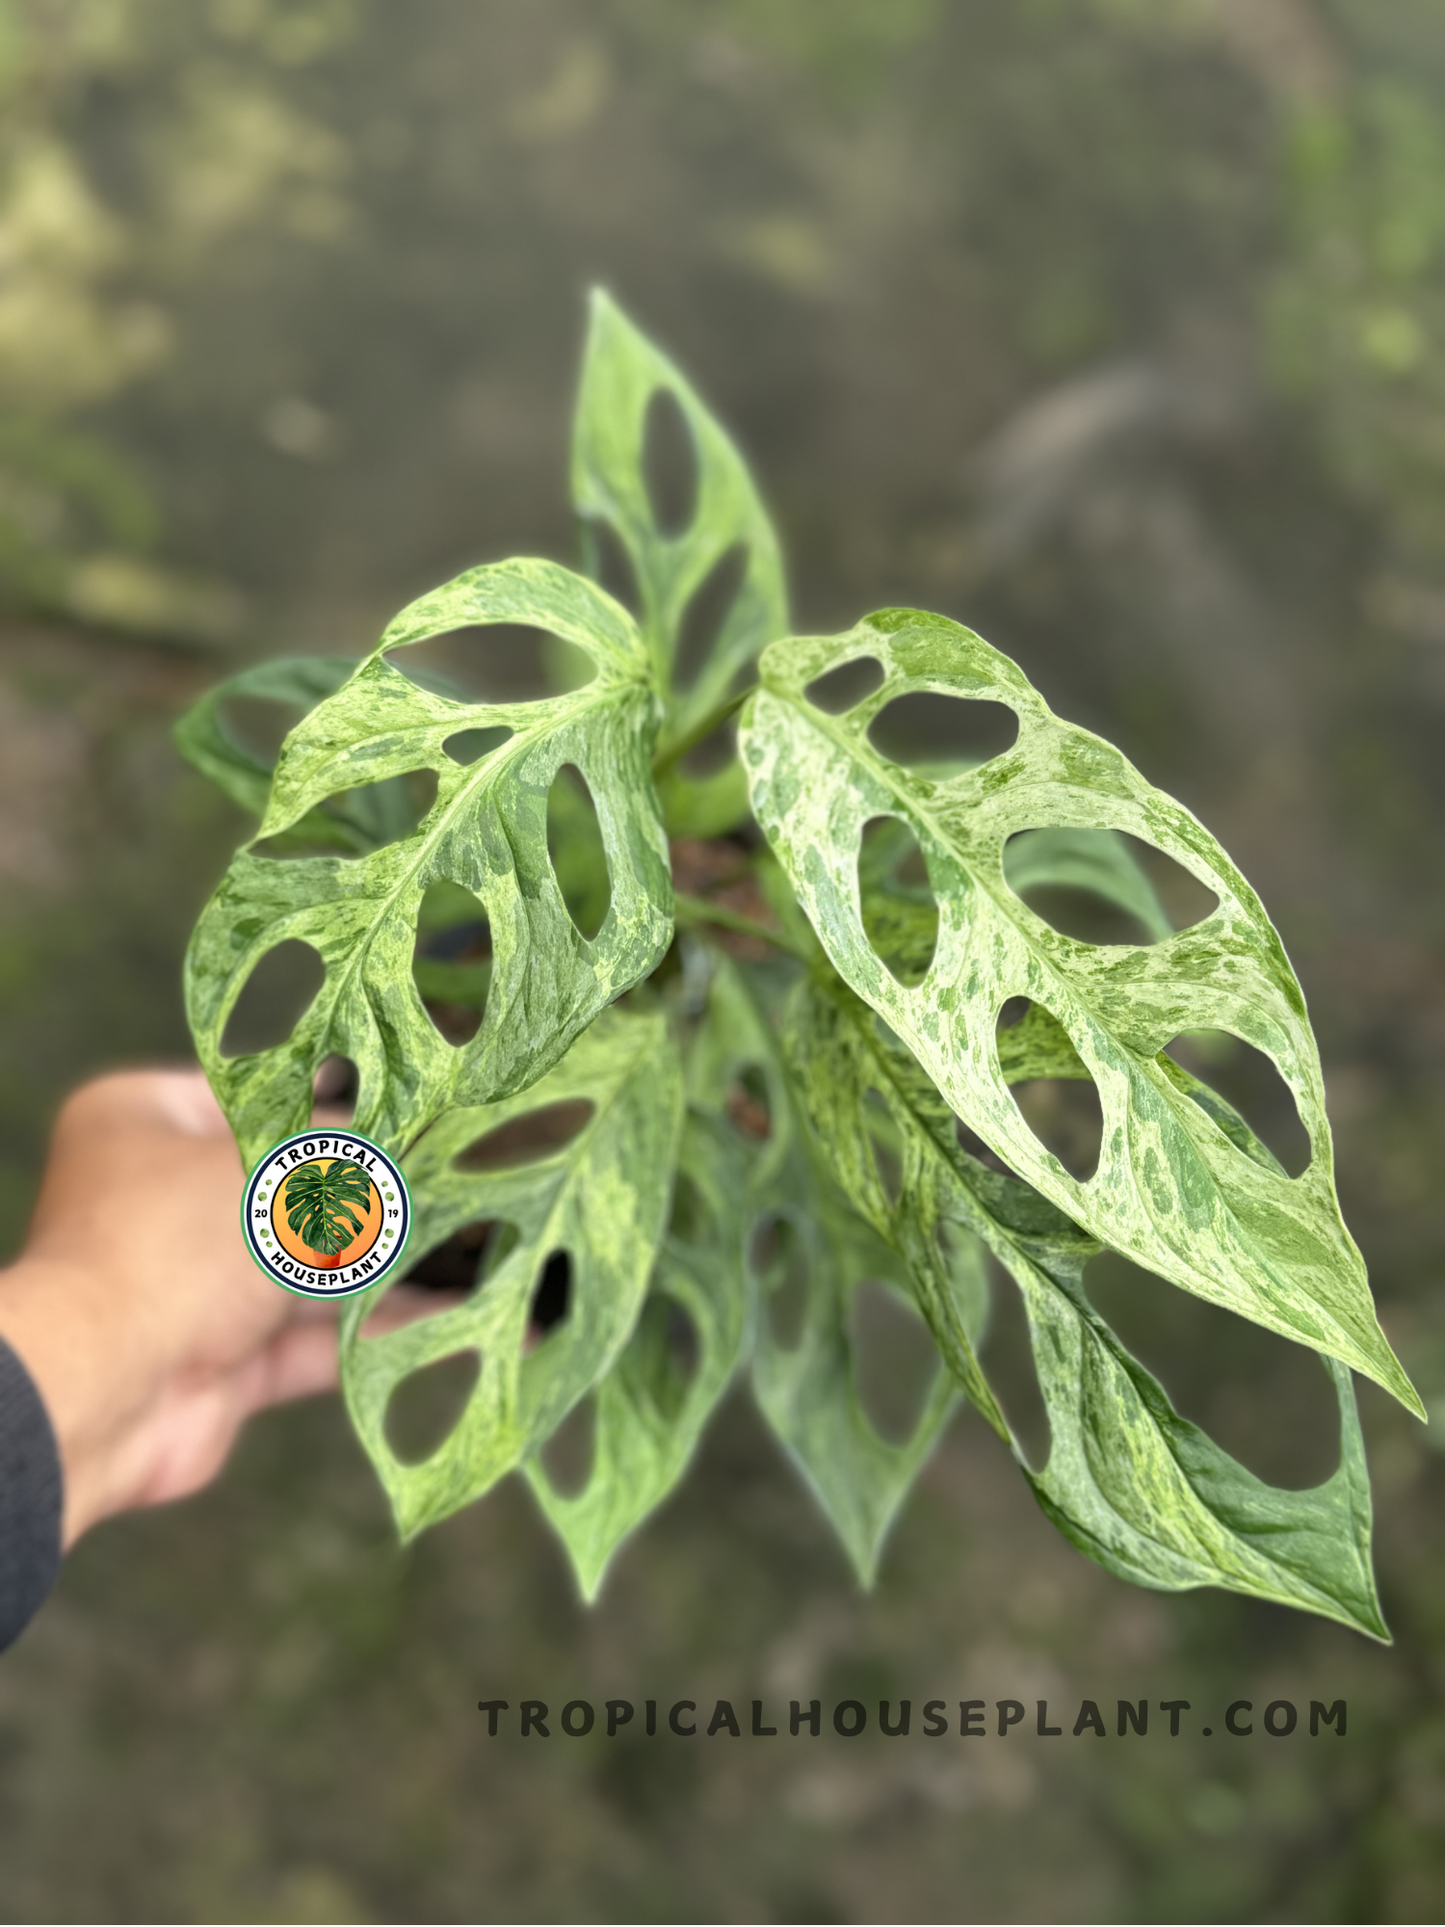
left=741, top=608, right=1420, bottom=1415
left=788, top=974, right=1388, bottom=1638
left=572, top=288, right=788, bottom=746
left=1026, top=1273, right=1386, bottom=1639
left=522, top=947, right=768, bottom=1596
left=341, top=1009, right=683, bottom=1539
left=687, top=952, right=961, bottom=1584
left=185, top=558, right=672, bottom=1168
left=525, top=1108, right=754, bottom=1600
left=779, top=981, right=1005, bottom=1435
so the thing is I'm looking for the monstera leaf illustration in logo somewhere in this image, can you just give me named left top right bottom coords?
left=284, top=1159, right=374, bottom=1265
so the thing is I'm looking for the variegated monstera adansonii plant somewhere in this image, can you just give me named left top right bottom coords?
left=178, top=293, right=1421, bottom=1634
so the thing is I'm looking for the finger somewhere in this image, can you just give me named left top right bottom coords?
left=56, top=1067, right=232, bottom=1144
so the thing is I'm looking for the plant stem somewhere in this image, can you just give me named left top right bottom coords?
left=673, top=891, right=807, bottom=958
left=652, top=685, right=758, bottom=779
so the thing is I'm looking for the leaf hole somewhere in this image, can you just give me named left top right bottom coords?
left=674, top=542, right=748, bottom=694
left=443, top=724, right=513, bottom=765
left=404, top=1219, right=517, bottom=1294
left=858, top=816, right=938, bottom=987
left=1012, top=884, right=1154, bottom=946
left=254, top=767, right=439, bottom=861
left=547, top=764, right=612, bottom=940
left=857, top=815, right=929, bottom=891
left=937, top=1220, right=990, bottom=1347
left=220, top=939, right=326, bottom=1058
left=1007, top=1068, right=1104, bottom=1183
left=1004, top=829, right=1216, bottom=944
left=642, top=387, right=698, bottom=536
left=980, top=1259, right=1051, bottom=1473
left=663, top=1298, right=700, bottom=1386
left=668, top=1171, right=707, bottom=1241
left=994, top=998, right=1086, bottom=1084
left=863, top=1088, right=903, bottom=1205
left=849, top=1280, right=939, bottom=1445
left=868, top=692, right=1018, bottom=771
left=751, top=1214, right=808, bottom=1351
left=538, top=1392, right=596, bottom=1498
left=312, top=1053, right=358, bottom=1115
left=635, top=1294, right=701, bottom=1423
left=1083, top=1251, right=1339, bottom=1487
left=413, top=879, right=489, bottom=1046
left=529, top=1248, right=573, bottom=1339
left=452, top=1100, right=595, bottom=1173
left=1002, top=828, right=1171, bottom=942
left=581, top=517, right=642, bottom=617
left=417, top=877, right=490, bottom=946
left=387, top=624, right=595, bottom=702
left=953, top=1115, right=1019, bottom=1178
left=1164, top=1032, right=1312, bottom=1178
left=384, top=1350, right=481, bottom=1466
left=725, top=1065, right=773, bottom=1142
left=804, top=655, right=884, bottom=714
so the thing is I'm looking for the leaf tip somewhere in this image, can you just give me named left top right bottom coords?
left=1377, top=1349, right=1428, bottom=1423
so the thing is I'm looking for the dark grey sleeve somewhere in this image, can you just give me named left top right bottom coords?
left=0, top=1337, right=62, bottom=1652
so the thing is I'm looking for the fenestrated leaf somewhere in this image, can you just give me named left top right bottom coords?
left=522, top=949, right=769, bottom=1596
left=524, top=1110, right=754, bottom=1600
left=174, top=655, right=375, bottom=855
left=174, top=656, right=355, bottom=816
left=787, top=973, right=1389, bottom=1638
left=778, top=982, right=1005, bottom=1435
left=340, top=1008, right=683, bottom=1539
left=572, top=289, right=788, bottom=748
left=686, top=951, right=961, bottom=1584
left=752, top=1160, right=963, bottom=1587
left=184, top=559, right=673, bottom=1168
left=741, top=609, right=1421, bottom=1415
left=173, top=653, right=480, bottom=861
left=1026, top=1271, right=1387, bottom=1640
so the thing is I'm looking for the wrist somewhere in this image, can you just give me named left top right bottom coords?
left=0, top=1255, right=162, bottom=1548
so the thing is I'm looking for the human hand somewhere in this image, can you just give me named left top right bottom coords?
left=0, top=1069, right=425, bottom=1549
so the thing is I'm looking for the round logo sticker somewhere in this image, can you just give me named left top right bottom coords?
left=242, top=1131, right=411, bottom=1298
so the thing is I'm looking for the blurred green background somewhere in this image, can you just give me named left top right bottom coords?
left=2, top=1, right=1445, bottom=1920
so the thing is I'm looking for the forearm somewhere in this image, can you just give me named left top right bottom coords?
left=0, top=1325, right=62, bottom=1650
left=0, top=1254, right=166, bottom=1551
